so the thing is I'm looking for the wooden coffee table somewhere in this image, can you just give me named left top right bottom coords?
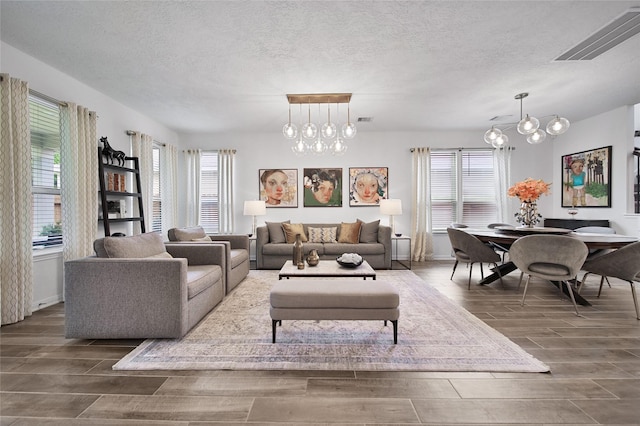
left=278, top=260, right=376, bottom=280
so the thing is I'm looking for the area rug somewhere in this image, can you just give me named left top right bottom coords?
left=113, top=270, right=549, bottom=372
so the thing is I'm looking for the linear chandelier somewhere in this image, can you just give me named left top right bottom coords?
left=283, top=93, right=356, bottom=156
left=483, top=92, right=570, bottom=147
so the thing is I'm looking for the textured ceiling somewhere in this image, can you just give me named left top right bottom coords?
left=2, top=1, right=640, bottom=135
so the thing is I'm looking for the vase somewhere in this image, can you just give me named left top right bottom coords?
left=293, top=234, right=304, bottom=268
left=517, top=201, right=539, bottom=228
left=306, top=249, right=319, bottom=266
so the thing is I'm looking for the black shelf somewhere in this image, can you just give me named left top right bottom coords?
left=98, top=147, right=146, bottom=236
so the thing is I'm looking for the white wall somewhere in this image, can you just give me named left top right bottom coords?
left=2, top=42, right=179, bottom=309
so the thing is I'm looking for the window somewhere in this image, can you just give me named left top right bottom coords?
left=431, top=150, right=497, bottom=230
left=30, top=95, right=62, bottom=247
left=151, top=144, right=162, bottom=232
left=199, top=151, right=219, bottom=233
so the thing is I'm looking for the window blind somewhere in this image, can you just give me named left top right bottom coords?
left=30, top=95, right=62, bottom=247
left=200, top=151, right=219, bottom=233
left=431, top=149, right=497, bottom=230
left=151, top=145, right=162, bottom=233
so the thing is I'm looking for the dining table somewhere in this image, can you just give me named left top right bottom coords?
left=464, top=227, right=639, bottom=306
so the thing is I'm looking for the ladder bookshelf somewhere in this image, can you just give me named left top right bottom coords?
left=97, top=147, right=146, bottom=236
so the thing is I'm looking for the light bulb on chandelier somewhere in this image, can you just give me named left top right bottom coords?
left=483, top=92, right=570, bottom=146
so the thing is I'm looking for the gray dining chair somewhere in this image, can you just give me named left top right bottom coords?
left=578, top=241, right=640, bottom=320
left=487, top=223, right=513, bottom=263
left=509, top=235, right=589, bottom=316
left=447, top=227, right=503, bottom=289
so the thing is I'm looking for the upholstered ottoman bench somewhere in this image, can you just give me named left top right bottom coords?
left=269, top=279, right=400, bottom=344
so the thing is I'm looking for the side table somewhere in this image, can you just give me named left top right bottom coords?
left=391, top=234, right=411, bottom=270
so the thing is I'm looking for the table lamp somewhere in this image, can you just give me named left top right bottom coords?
left=243, top=200, right=266, bottom=237
left=380, top=199, right=402, bottom=236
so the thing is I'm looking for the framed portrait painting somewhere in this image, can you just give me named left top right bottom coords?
left=259, top=169, right=298, bottom=207
left=561, top=145, right=612, bottom=208
left=349, top=167, right=388, bottom=206
left=303, top=168, right=342, bottom=207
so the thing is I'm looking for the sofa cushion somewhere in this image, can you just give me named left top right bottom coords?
left=338, top=222, right=362, bottom=244
left=191, top=235, right=212, bottom=242
left=171, top=226, right=207, bottom=241
left=266, top=221, right=289, bottom=243
left=358, top=219, right=380, bottom=243
left=98, top=232, right=167, bottom=258
left=308, top=227, right=338, bottom=243
left=282, top=223, right=308, bottom=243
left=187, top=265, right=221, bottom=299
left=229, top=248, right=249, bottom=268
left=324, top=242, right=384, bottom=256
left=262, top=243, right=324, bottom=256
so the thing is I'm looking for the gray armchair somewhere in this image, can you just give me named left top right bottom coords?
left=65, top=232, right=226, bottom=339
left=168, top=226, right=250, bottom=293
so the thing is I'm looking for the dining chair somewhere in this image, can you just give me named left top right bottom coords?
left=578, top=241, right=640, bottom=320
left=450, top=223, right=468, bottom=228
left=509, top=235, right=588, bottom=316
left=486, top=223, right=514, bottom=263
left=447, top=227, right=503, bottom=289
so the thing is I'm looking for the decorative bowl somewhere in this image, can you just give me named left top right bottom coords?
left=336, top=254, right=363, bottom=268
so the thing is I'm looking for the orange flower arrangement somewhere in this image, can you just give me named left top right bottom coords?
left=508, top=178, right=551, bottom=203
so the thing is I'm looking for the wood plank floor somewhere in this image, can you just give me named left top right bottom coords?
left=2, top=260, right=639, bottom=425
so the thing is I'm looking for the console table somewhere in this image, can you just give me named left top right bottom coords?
left=543, top=218, right=609, bottom=230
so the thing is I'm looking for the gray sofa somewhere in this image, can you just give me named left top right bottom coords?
left=167, top=226, right=250, bottom=294
left=64, top=232, right=225, bottom=339
left=256, top=220, right=391, bottom=270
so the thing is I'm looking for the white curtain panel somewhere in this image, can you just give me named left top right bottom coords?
left=0, top=74, right=33, bottom=325
left=494, top=147, right=513, bottom=223
left=411, top=147, right=434, bottom=261
left=60, top=103, right=98, bottom=262
left=161, top=143, right=178, bottom=236
left=218, top=149, right=235, bottom=234
left=183, top=149, right=201, bottom=227
left=131, top=133, right=154, bottom=234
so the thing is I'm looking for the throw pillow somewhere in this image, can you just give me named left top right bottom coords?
left=102, top=232, right=168, bottom=258
left=308, top=227, right=338, bottom=243
left=338, top=221, right=362, bottom=244
left=282, top=223, right=308, bottom=243
left=171, top=226, right=206, bottom=241
left=266, top=220, right=289, bottom=244
left=191, top=235, right=212, bottom=242
left=358, top=219, right=380, bottom=243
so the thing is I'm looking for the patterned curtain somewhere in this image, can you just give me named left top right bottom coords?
left=411, top=147, right=434, bottom=261
left=218, top=149, right=235, bottom=234
left=0, top=74, right=33, bottom=325
left=494, top=147, right=513, bottom=223
left=183, top=149, right=201, bottom=227
left=60, top=103, right=98, bottom=263
left=161, top=143, right=178, bottom=236
left=131, top=132, right=154, bottom=234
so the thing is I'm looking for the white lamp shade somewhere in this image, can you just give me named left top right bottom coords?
left=243, top=200, right=266, bottom=216
left=380, top=199, right=402, bottom=215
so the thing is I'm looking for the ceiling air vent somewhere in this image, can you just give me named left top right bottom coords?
left=357, top=117, right=374, bottom=122
left=555, top=7, right=640, bottom=61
